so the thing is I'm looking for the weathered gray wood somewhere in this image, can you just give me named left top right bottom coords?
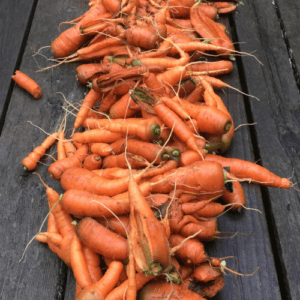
left=232, top=0, right=300, bottom=299
left=0, top=0, right=87, bottom=299
left=0, top=0, right=36, bottom=127
left=274, top=0, right=300, bottom=85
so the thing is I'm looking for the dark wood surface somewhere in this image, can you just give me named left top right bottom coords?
left=232, top=0, right=300, bottom=298
left=0, top=0, right=299, bottom=299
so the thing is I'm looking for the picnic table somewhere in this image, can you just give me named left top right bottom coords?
left=0, top=0, right=299, bottom=299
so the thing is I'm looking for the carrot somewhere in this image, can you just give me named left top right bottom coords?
left=75, top=260, right=124, bottom=300
left=184, top=84, right=204, bottom=103
left=76, top=63, right=112, bottom=85
left=97, top=215, right=130, bottom=238
left=110, top=138, right=170, bottom=165
left=139, top=281, right=206, bottom=300
left=22, top=132, right=58, bottom=171
left=60, top=167, right=143, bottom=196
left=90, top=142, right=114, bottom=156
left=48, top=144, right=88, bottom=180
left=179, top=217, right=218, bottom=241
left=128, top=173, right=171, bottom=273
left=221, top=176, right=246, bottom=211
left=12, top=70, right=42, bottom=99
left=72, top=129, right=124, bottom=144
left=70, top=234, right=93, bottom=289
left=36, top=177, right=75, bottom=266
left=205, top=154, right=291, bottom=189
left=168, top=0, right=195, bottom=18
left=94, top=88, right=117, bottom=118
left=82, top=245, right=102, bottom=283
left=105, top=273, right=155, bottom=300
left=189, top=276, right=225, bottom=299
left=147, top=160, right=226, bottom=196
left=74, top=89, right=103, bottom=129
left=109, top=92, right=140, bottom=119
left=103, top=152, right=150, bottom=169
left=179, top=150, right=206, bottom=167
left=187, top=60, right=234, bottom=76
left=131, top=88, right=201, bottom=154
left=76, top=217, right=129, bottom=261
left=192, top=262, right=223, bottom=282
left=51, top=22, right=90, bottom=58
left=92, top=167, right=133, bottom=179
left=64, top=140, right=77, bottom=157
left=61, top=189, right=130, bottom=218
left=195, top=202, right=225, bottom=217
left=57, top=131, right=66, bottom=160
left=169, top=234, right=207, bottom=265
left=83, top=118, right=161, bottom=141
left=83, top=153, right=102, bottom=170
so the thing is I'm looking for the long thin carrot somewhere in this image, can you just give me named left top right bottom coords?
left=205, top=154, right=291, bottom=189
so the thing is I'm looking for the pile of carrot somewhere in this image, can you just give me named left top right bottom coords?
left=21, top=0, right=293, bottom=299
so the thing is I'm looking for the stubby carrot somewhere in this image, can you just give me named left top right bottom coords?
left=12, top=70, right=42, bottom=99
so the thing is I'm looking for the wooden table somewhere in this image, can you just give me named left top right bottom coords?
left=0, top=0, right=299, bottom=299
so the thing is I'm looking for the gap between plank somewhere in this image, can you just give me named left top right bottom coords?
left=0, top=0, right=39, bottom=136
left=272, top=0, right=300, bottom=92
left=229, top=13, right=292, bottom=300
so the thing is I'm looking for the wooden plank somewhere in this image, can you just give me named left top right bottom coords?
left=274, top=0, right=300, bottom=83
left=232, top=0, right=300, bottom=299
left=0, top=0, right=37, bottom=127
left=0, top=0, right=87, bottom=299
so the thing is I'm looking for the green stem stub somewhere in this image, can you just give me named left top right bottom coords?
left=169, top=148, right=181, bottom=162
left=150, top=124, right=161, bottom=140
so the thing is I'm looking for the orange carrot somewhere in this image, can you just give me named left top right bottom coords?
left=205, top=154, right=291, bottom=189
left=74, top=89, right=102, bottom=129
left=221, top=176, right=246, bottom=211
left=57, top=131, right=66, bottom=160
left=169, top=234, right=207, bottom=265
left=82, top=245, right=102, bottom=283
left=97, top=215, right=130, bottom=238
left=60, top=167, right=142, bottom=196
left=83, top=153, right=102, bottom=170
left=61, top=189, right=130, bottom=218
left=12, top=70, right=42, bottom=99
left=70, top=234, right=93, bottom=289
left=48, top=144, right=88, bottom=180
left=139, top=281, right=206, bottom=300
left=36, top=178, right=75, bottom=267
left=192, top=262, right=223, bottom=282
left=75, top=260, right=124, bottom=300
left=195, top=202, right=225, bottom=217
left=110, top=138, right=170, bottom=165
left=51, top=22, right=90, bottom=58
left=22, top=132, right=58, bottom=171
left=64, top=140, right=77, bottom=157
left=72, top=129, right=124, bottom=144
left=106, top=273, right=155, bottom=300
left=76, top=217, right=128, bottom=261
left=90, top=142, right=114, bottom=156
left=103, top=152, right=150, bottom=169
